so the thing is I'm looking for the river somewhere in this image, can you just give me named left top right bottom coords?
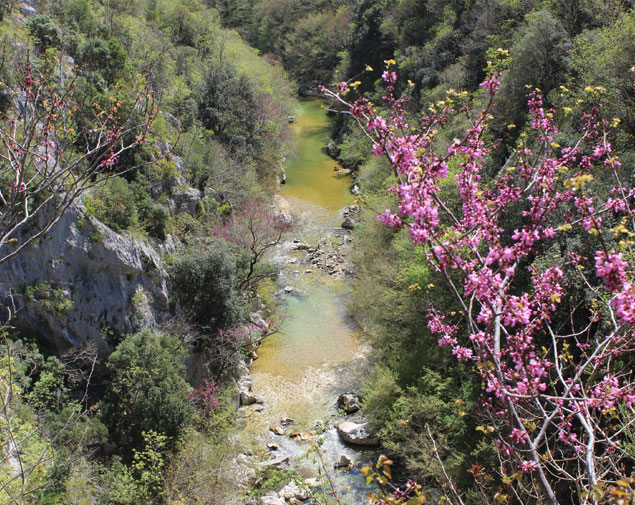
left=237, top=99, right=374, bottom=504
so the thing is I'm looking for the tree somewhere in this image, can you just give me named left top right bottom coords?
left=170, top=241, right=245, bottom=331
left=1, top=333, right=99, bottom=505
left=0, top=49, right=158, bottom=265
left=215, top=196, right=291, bottom=289
left=101, top=330, right=193, bottom=455
left=325, top=58, right=635, bottom=504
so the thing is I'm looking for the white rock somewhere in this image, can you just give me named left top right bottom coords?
left=334, top=454, right=353, bottom=468
left=335, top=421, right=379, bottom=446
left=260, top=494, right=286, bottom=505
left=279, top=481, right=311, bottom=501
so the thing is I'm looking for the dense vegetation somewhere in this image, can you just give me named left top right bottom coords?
left=1, top=0, right=294, bottom=503
left=217, top=0, right=635, bottom=502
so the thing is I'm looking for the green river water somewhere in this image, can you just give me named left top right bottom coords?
left=237, top=99, right=373, bottom=503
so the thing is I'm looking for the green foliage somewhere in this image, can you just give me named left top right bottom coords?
left=101, top=330, right=193, bottom=455
left=26, top=15, right=63, bottom=51
left=251, top=467, right=301, bottom=498
left=571, top=9, right=635, bottom=149
left=170, top=242, right=246, bottom=331
left=85, top=177, right=138, bottom=232
left=106, top=431, right=167, bottom=505
left=141, top=202, right=170, bottom=240
left=199, top=61, right=261, bottom=156
left=23, top=280, right=73, bottom=315
left=493, top=10, right=572, bottom=136
left=27, top=356, right=68, bottom=413
left=0, top=1, right=13, bottom=22
left=337, top=127, right=373, bottom=169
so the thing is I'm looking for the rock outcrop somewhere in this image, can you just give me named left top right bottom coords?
left=337, top=392, right=361, bottom=414
left=0, top=203, right=171, bottom=356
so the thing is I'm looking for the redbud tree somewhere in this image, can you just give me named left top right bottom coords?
left=0, top=50, right=159, bottom=265
left=324, top=55, right=635, bottom=505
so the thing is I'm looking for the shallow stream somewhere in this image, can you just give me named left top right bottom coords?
left=237, top=99, right=374, bottom=503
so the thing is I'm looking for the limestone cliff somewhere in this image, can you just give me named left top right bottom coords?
left=0, top=202, right=173, bottom=356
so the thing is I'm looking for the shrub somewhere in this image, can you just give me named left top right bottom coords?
left=85, top=177, right=138, bottom=232
left=170, top=242, right=246, bottom=331
left=26, top=15, right=62, bottom=51
left=101, top=330, right=193, bottom=456
left=141, top=202, right=170, bottom=240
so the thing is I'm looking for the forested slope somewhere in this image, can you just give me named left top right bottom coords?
left=217, top=1, right=635, bottom=503
left=0, top=1, right=295, bottom=503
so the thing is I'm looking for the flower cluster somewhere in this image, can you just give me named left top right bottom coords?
left=324, top=63, right=635, bottom=503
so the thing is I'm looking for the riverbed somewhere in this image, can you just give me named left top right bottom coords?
left=237, top=99, right=374, bottom=503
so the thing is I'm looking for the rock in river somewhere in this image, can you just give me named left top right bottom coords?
left=341, top=217, right=355, bottom=230
left=279, top=481, right=311, bottom=501
left=336, top=421, right=379, bottom=446
left=337, top=392, right=361, bottom=413
left=334, top=453, right=353, bottom=468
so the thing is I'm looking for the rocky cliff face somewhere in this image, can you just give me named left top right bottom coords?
left=0, top=202, right=172, bottom=356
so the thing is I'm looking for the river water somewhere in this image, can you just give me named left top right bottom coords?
left=237, top=99, right=374, bottom=503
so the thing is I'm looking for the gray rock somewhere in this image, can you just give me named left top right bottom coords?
left=20, top=3, right=38, bottom=16
left=338, top=168, right=352, bottom=176
left=334, top=454, right=353, bottom=468
left=240, top=391, right=263, bottom=406
left=327, top=141, right=340, bottom=158
left=0, top=203, right=170, bottom=356
left=261, top=454, right=289, bottom=467
left=336, top=421, right=379, bottom=446
left=168, top=186, right=202, bottom=215
left=341, top=217, right=355, bottom=230
left=337, top=392, right=361, bottom=414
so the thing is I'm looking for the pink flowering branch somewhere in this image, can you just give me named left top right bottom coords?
left=324, top=59, right=635, bottom=504
left=0, top=50, right=164, bottom=264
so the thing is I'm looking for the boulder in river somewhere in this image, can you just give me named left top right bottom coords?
left=327, top=141, right=341, bottom=158
left=261, top=454, right=290, bottom=468
left=334, top=453, right=353, bottom=468
left=336, top=421, right=379, bottom=446
left=337, top=392, right=361, bottom=414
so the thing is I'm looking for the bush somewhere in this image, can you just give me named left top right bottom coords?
left=141, top=202, right=170, bottom=240
left=26, top=15, right=63, bottom=51
left=101, top=330, right=193, bottom=456
left=85, top=177, right=138, bottom=232
left=170, top=242, right=246, bottom=331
